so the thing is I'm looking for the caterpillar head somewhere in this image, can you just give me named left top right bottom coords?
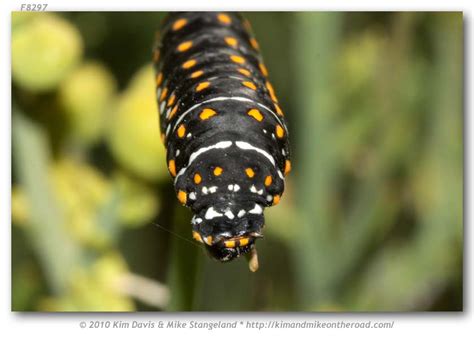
left=191, top=201, right=265, bottom=271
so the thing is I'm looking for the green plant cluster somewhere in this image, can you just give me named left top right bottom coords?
left=12, top=12, right=167, bottom=311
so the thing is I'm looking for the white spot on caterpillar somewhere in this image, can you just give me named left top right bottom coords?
left=202, top=187, right=208, bottom=195
left=237, top=210, right=246, bottom=218
left=266, top=195, right=273, bottom=202
left=191, top=215, right=202, bottom=224
left=228, top=184, right=240, bottom=192
left=277, top=170, right=285, bottom=180
left=224, top=210, right=235, bottom=219
left=263, top=129, right=267, bottom=134
left=205, top=207, right=223, bottom=220
left=160, top=101, right=166, bottom=115
left=189, top=192, right=196, bottom=200
left=248, top=204, right=263, bottom=215
left=208, top=186, right=218, bottom=193
left=250, top=185, right=263, bottom=195
left=176, top=149, right=180, bottom=156
left=187, top=133, right=192, bottom=139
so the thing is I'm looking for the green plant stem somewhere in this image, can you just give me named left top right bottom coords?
left=292, top=12, right=343, bottom=308
left=12, top=110, right=82, bottom=295
left=165, top=206, right=201, bottom=311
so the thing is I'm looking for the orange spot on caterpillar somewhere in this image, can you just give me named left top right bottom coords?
left=224, top=240, right=236, bottom=248
left=168, top=159, right=176, bottom=177
left=159, top=87, right=168, bottom=102
left=273, top=195, right=281, bottom=205
left=192, top=231, right=203, bottom=243
left=242, top=81, right=257, bottom=90
left=196, top=81, right=210, bottom=92
left=177, top=190, right=187, bottom=205
left=274, top=103, right=284, bottom=116
left=230, top=55, right=245, bottom=64
left=156, top=72, right=163, bottom=86
left=182, top=59, right=197, bottom=69
left=190, top=70, right=204, bottom=78
left=225, top=36, right=238, bottom=47
left=177, top=40, right=193, bottom=52
left=247, top=108, right=263, bottom=122
left=259, top=63, right=268, bottom=77
left=199, top=108, right=217, bottom=120
left=217, top=13, right=232, bottom=24
left=237, top=68, right=251, bottom=77
left=284, top=160, right=291, bottom=176
left=250, top=37, right=259, bottom=50
left=167, top=94, right=176, bottom=107
left=172, top=18, right=187, bottom=31
left=239, top=238, right=250, bottom=246
left=276, top=124, right=285, bottom=138
left=177, top=124, right=186, bottom=138
left=213, top=167, right=223, bottom=176
left=194, top=173, right=202, bottom=184
left=168, top=105, right=178, bottom=120
left=266, top=81, right=278, bottom=102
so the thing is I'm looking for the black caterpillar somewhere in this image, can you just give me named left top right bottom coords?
left=153, top=12, right=291, bottom=271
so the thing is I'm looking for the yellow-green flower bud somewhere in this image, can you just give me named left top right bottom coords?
left=49, top=159, right=113, bottom=249
left=107, top=65, right=167, bottom=181
left=12, top=14, right=83, bottom=92
left=113, top=172, right=160, bottom=227
left=12, top=185, right=30, bottom=226
left=59, top=61, right=117, bottom=145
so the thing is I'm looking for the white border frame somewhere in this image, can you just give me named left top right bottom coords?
left=1, top=1, right=471, bottom=337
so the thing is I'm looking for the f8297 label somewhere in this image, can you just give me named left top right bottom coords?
left=20, top=4, right=48, bottom=11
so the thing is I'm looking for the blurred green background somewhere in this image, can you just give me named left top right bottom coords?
left=11, top=12, right=463, bottom=311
